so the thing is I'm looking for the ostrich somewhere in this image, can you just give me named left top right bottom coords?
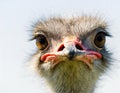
left=30, top=16, right=111, bottom=93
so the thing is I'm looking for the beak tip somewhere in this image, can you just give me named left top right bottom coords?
left=68, top=49, right=75, bottom=60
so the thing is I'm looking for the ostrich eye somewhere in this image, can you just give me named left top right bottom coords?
left=36, top=34, right=48, bottom=50
left=94, top=32, right=106, bottom=48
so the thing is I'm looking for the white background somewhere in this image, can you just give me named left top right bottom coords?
left=0, top=0, right=120, bottom=93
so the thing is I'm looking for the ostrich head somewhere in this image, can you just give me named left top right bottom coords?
left=30, top=16, right=111, bottom=93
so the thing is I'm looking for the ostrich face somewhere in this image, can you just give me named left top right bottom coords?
left=30, top=16, right=111, bottom=93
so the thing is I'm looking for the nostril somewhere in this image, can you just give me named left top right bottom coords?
left=57, top=44, right=65, bottom=52
left=75, top=43, right=83, bottom=50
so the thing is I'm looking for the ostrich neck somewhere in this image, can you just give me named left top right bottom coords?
left=45, top=62, right=101, bottom=93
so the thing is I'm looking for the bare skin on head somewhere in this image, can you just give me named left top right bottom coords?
left=30, top=16, right=111, bottom=93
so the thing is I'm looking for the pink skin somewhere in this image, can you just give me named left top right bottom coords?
left=40, top=39, right=102, bottom=68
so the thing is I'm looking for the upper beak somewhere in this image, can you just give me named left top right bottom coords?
left=57, top=40, right=86, bottom=60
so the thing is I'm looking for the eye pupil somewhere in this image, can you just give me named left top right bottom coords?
left=39, top=36, right=46, bottom=44
left=97, top=35, right=103, bottom=42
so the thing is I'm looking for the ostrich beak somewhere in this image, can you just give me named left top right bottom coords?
left=40, top=39, right=102, bottom=68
